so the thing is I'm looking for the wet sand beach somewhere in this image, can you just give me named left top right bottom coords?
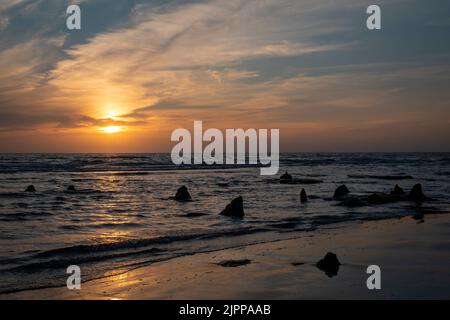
left=3, top=213, right=449, bottom=300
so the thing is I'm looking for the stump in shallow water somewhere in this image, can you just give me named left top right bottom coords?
left=409, top=184, right=425, bottom=202
left=220, top=196, right=244, bottom=218
left=333, top=185, right=349, bottom=199
left=391, top=184, right=405, bottom=195
left=174, top=186, right=192, bottom=201
left=25, top=185, right=36, bottom=192
left=280, top=171, right=293, bottom=183
left=300, top=189, right=308, bottom=203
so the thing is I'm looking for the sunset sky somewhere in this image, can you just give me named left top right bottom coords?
left=0, top=0, right=449, bottom=152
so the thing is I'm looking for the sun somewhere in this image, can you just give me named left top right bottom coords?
left=100, top=126, right=123, bottom=134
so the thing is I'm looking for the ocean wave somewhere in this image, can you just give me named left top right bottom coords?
left=0, top=211, right=53, bottom=222
left=0, top=226, right=272, bottom=275
left=5, top=247, right=167, bottom=273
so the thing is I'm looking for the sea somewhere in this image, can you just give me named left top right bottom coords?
left=0, top=153, right=449, bottom=294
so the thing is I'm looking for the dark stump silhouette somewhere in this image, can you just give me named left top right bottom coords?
left=333, top=185, right=350, bottom=199
left=391, top=184, right=405, bottom=195
left=25, top=185, right=36, bottom=192
left=409, top=184, right=425, bottom=202
left=336, top=183, right=427, bottom=207
left=300, top=189, right=308, bottom=203
left=220, top=196, right=244, bottom=218
left=280, top=171, right=293, bottom=182
left=316, top=252, right=341, bottom=277
left=174, top=186, right=192, bottom=201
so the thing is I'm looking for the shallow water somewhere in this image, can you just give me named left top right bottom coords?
left=0, top=153, right=449, bottom=293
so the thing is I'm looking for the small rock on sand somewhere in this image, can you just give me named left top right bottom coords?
left=316, top=252, right=341, bottom=277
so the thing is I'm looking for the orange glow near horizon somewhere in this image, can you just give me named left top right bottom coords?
left=100, top=126, right=124, bottom=134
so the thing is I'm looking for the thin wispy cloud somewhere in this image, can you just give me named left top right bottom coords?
left=0, top=0, right=449, bottom=151
left=47, top=0, right=348, bottom=118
